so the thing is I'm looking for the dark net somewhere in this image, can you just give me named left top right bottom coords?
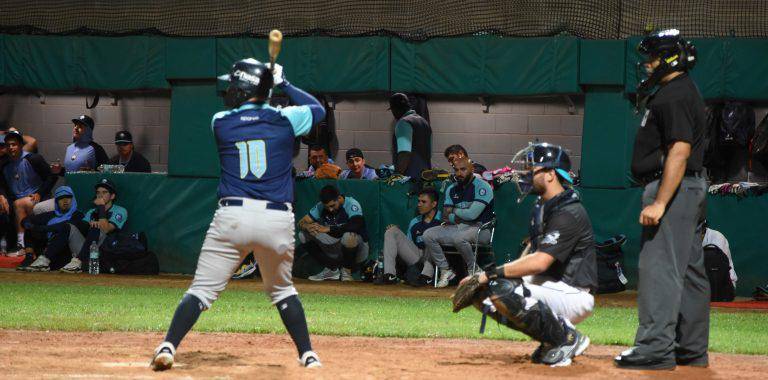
left=0, top=1, right=766, bottom=39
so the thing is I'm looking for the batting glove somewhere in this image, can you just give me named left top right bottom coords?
left=272, top=63, right=287, bottom=87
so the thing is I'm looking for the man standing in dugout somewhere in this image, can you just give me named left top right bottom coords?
left=615, top=29, right=710, bottom=370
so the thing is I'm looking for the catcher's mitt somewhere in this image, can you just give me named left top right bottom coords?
left=314, top=163, right=342, bottom=179
left=451, top=275, right=484, bottom=312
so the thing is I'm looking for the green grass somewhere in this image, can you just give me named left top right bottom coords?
left=2, top=282, right=767, bottom=355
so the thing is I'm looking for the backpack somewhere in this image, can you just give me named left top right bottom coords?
left=100, top=232, right=159, bottom=275
left=751, top=113, right=768, bottom=162
left=703, top=244, right=735, bottom=302
left=595, top=234, right=628, bottom=294
left=718, top=102, right=755, bottom=148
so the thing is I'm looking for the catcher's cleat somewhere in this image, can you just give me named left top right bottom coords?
left=541, top=327, right=589, bottom=367
left=298, top=351, right=322, bottom=368
left=531, top=343, right=553, bottom=364
left=150, top=342, right=175, bottom=371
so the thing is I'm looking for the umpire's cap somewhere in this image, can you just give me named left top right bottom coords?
left=72, top=115, right=95, bottom=130
left=95, top=178, right=117, bottom=195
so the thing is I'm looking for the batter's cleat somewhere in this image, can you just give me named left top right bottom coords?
left=232, top=261, right=258, bottom=279
left=541, top=327, right=589, bottom=367
left=26, top=255, right=51, bottom=272
left=298, top=351, right=322, bottom=368
left=150, top=342, right=175, bottom=371
left=308, top=267, right=340, bottom=281
left=340, top=268, right=354, bottom=282
left=60, top=258, right=83, bottom=273
left=435, top=268, right=456, bottom=288
left=16, top=253, right=36, bottom=271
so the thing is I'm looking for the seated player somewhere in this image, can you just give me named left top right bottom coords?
left=458, top=143, right=596, bottom=367
left=378, top=188, right=441, bottom=285
left=423, top=157, right=493, bottom=287
left=60, top=179, right=128, bottom=273
left=298, top=185, right=369, bottom=281
left=20, top=186, right=86, bottom=271
left=340, top=148, right=378, bottom=180
left=443, top=144, right=487, bottom=174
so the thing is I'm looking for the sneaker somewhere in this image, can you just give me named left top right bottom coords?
left=409, top=274, right=433, bottom=287
left=150, top=342, right=175, bottom=371
left=60, top=258, right=83, bottom=273
left=376, top=273, right=399, bottom=285
left=340, top=268, right=354, bottom=282
left=26, top=255, right=51, bottom=272
left=298, top=350, right=322, bottom=368
left=308, top=267, right=340, bottom=281
left=436, top=268, right=456, bottom=288
left=232, top=261, right=258, bottom=280
left=16, top=253, right=36, bottom=271
left=541, top=327, right=590, bottom=367
left=6, top=244, right=25, bottom=257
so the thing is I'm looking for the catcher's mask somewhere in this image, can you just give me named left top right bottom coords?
left=218, top=58, right=274, bottom=109
left=509, top=143, right=573, bottom=203
left=635, top=29, right=697, bottom=113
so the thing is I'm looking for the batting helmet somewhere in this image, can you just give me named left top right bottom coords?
left=218, top=58, right=274, bottom=108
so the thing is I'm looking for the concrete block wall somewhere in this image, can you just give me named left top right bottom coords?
left=0, top=93, right=171, bottom=172
left=294, top=96, right=586, bottom=172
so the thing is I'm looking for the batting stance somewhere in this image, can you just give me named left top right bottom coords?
left=453, top=143, right=596, bottom=367
left=151, top=58, right=326, bottom=370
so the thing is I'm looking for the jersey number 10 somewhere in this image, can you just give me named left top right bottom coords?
left=235, top=140, right=267, bottom=179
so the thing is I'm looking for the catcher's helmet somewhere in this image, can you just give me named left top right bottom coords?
left=509, top=142, right=573, bottom=202
left=218, top=58, right=274, bottom=108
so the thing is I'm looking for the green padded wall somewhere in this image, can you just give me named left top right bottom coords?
left=166, top=38, right=217, bottom=80
left=167, top=82, right=223, bottom=177
left=579, top=40, right=625, bottom=85
left=391, top=35, right=580, bottom=95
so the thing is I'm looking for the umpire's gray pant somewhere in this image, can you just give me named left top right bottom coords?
left=634, top=176, right=710, bottom=362
left=382, top=227, right=433, bottom=277
left=422, top=223, right=490, bottom=273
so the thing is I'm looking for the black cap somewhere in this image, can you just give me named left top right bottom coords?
left=72, top=115, right=95, bottom=130
left=388, top=93, right=411, bottom=110
left=94, top=178, right=117, bottom=194
left=115, top=130, right=133, bottom=144
left=345, top=148, right=364, bottom=161
left=4, top=130, right=23, bottom=144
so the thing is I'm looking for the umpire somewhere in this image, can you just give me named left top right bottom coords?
left=615, top=29, right=709, bottom=370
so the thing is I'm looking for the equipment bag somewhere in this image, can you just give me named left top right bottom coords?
left=751, top=113, right=768, bottom=162
left=703, top=244, right=735, bottom=302
left=595, top=234, right=628, bottom=294
left=718, top=102, right=755, bottom=148
left=100, top=232, right=159, bottom=275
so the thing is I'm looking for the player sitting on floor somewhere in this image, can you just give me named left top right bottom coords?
left=457, top=143, right=596, bottom=367
left=298, top=185, right=369, bottom=282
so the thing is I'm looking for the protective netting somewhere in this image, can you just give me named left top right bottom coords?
left=1, top=1, right=766, bottom=39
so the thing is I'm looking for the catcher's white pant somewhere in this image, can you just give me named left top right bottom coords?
left=524, top=275, right=594, bottom=324
left=186, top=197, right=297, bottom=309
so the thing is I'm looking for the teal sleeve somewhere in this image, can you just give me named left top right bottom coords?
left=344, top=198, right=363, bottom=217
left=281, top=105, right=313, bottom=137
left=309, top=203, right=322, bottom=221
left=454, top=201, right=486, bottom=221
left=108, top=206, right=128, bottom=230
left=406, top=217, right=419, bottom=241
left=211, top=110, right=229, bottom=131
left=394, top=120, right=413, bottom=152
left=473, top=180, right=494, bottom=204
left=83, top=209, right=94, bottom=222
left=443, top=184, right=455, bottom=206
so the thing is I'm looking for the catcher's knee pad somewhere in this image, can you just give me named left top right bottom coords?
left=483, top=278, right=566, bottom=346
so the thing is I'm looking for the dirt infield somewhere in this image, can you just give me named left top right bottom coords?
left=2, top=330, right=767, bottom=379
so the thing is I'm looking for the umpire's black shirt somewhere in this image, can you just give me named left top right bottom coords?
left=631, top=73, right=707, bottom=178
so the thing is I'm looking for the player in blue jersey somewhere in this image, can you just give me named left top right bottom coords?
left=151, top=59, right=326, bottom=371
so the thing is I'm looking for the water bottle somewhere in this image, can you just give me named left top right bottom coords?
left=0, top=237, right=6, bottom=254
left=88, top=241, right=100, bottom=275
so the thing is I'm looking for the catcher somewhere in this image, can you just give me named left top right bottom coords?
left=452, top=143, right=597, bottom=367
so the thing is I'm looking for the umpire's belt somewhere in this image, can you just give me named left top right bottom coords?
left=637, top=169, right=702, bottom=185
left=218, top=197, right=290, bottom=212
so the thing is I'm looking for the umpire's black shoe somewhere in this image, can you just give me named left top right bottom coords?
left=676, top=354, right=709, bottom=368
left=614, top=348, right=676, bottom=370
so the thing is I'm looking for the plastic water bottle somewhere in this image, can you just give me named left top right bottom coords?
left=88, top=242, right=100, bottom=275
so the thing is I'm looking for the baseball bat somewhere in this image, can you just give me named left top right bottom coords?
left=269, top=29, right=283, bottom=71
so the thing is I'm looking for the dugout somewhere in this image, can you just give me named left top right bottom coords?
left=2, top=2, right=768, bottom=296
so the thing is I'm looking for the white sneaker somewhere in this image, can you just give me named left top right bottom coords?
left=150, top=342, right=175, bottom=371
left=308, top=267, right=340, bottom=281
left=26, top=256, right=51, bottom=272
left=60, top=258, right=82, bottom=273
left=298, top=350, right=322, bottom=368
left=436, top=268, right=456, bottom=288
left=340, top=268, right=354, bottom=282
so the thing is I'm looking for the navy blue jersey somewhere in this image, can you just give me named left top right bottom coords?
left=445, top=176, right=494, bottom=224
left=212, top=102, right=312, bottom=203
left=407, top=211, right=442, bottom=249
left=308, top=196, right=368, bottom=241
